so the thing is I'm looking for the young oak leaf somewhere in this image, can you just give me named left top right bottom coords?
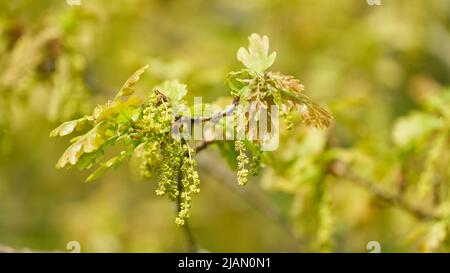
left=51, top=67, right=147, bottom=138
left=156, top=79, right=187, bottom=102
left=270, top=72, right=333, bottom=129
left=49, top=116, right=90, bottom=137
left=56, top=124, right=105, bottom=169
left=115, top=65, right=149, bottom=99
left=392, top=112, right=444, bottom=149
left=85, top=151, right=128, bottom=182
left=92, top=101, right=118, bottom=123
left=237, top=34, right=277, bottom=73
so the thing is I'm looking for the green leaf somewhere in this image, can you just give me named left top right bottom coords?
left=217, top=141, right=238, bottom=171
left=417, top=133, right=446, bottom=198
left=85, top=151, right=128, bottom=182
left=237, top=34, right=277, bottom=73
left=226, top=70, right=250, bottom=92
left=49, top=116, right=89, bottom=137
left=92, top=95, right=143, bottom=125
left=77, top=149, right=105, bottom=170
left=92, top=100, right=123, bottom=123
left=56, top=124, right=105, bottom=169
left=423, top=221, right=448, bottom=252
left=392, top=112, right=444, bottom=148
left=157, top=80, right=188, bottom=102
left=115, top=65, right=149, bottom=98
left=85, top=165, right=109, bottom=183
left=424, top=88, right=450, bottom=120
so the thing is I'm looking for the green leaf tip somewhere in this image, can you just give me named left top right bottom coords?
left=115, top=64, right=149, bottom=98
left=237, top=33, right=277, bottom=73
left=156, top=79, right=188, bottom=102
left=49, top=116, right=89, bottom=137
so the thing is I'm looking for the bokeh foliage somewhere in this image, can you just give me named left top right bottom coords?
left=0, top=0, right=449, bottom=252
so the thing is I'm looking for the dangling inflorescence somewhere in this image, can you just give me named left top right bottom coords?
left=235, top=140, right=250, bottom=186
left=137, top=91, right=201, bottom=225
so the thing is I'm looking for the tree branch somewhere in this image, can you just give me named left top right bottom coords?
left=192, top=97, right=239, bottom=123
left=196, top=151, right=303, bottom=248
left=172, top=97, right=239, bottom=132
left=330, top=162, right=441, bottom=221
left=195, top=139, right=216, bottom=153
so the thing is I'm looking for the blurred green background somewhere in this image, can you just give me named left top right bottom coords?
left=0, top=0, right=449, bottom=252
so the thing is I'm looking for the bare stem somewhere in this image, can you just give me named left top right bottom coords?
left=172, top=97, right=239, bottom=132
left=193, top=97, right=239, bottom=123
left=195, top=139, right=216, bottom=153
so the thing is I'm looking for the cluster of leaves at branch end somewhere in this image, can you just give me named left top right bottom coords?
left=50, top=65, right=200, bottom=226
left=229, top=33, right=333, bottom=131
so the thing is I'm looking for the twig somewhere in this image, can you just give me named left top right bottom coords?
left=193, top=97, right=239, bottom=123
left=196, top=151, right=303, bottom=248
left=214, top=174, right=301, bottom=244
left=330, top=162, right=441, bottom=221
left=172, top=97, right=239, bottom=132
left=195, top=139, right=216, bottom=153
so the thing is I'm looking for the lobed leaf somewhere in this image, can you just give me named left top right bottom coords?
left=56, top=124, right=106, bottom=169
left=156, top=79, right=188, bottom=102
left=237, top=34, right=277, bottom=73
left=49, top=116, right=90, bottom=137
left=115, top=65, right=149, bottom=98
left=85, top=151, right=128, bottom=182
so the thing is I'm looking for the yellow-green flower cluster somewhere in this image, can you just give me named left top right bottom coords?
left=137, top=92, right=200, bottom=226
left=235, top=140, right=250, bottom=186
left=176, top=143, right=201, bottom=226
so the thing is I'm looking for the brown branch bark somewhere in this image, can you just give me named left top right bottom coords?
left=172, top=97, right=239, bottom=132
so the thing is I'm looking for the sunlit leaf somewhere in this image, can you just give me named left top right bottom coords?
left=49, top=116, right=90, bottom=137
left=115, top=65, right=149, bottom=98
left=237, top=34, right=277, bottom=73
left=297, top=101, right=333, bottom=129
left=77, top=149, right=105, bottom=170
left=217, top=141, right=238, bottom=171
left=226, top=70, right=250, bottom=96
left=157, top=79, right=187, bottom=102
left=85, top=151, right=128, bottom=182
left=85, top=164, right=108, bottom=183
left=422, top=222, right=448, bottom=252
left=56, top=124, right=105, bottom=169
left=392, top=112, right=444, bottom=148
left=92, top=101, right=117, bottom=123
